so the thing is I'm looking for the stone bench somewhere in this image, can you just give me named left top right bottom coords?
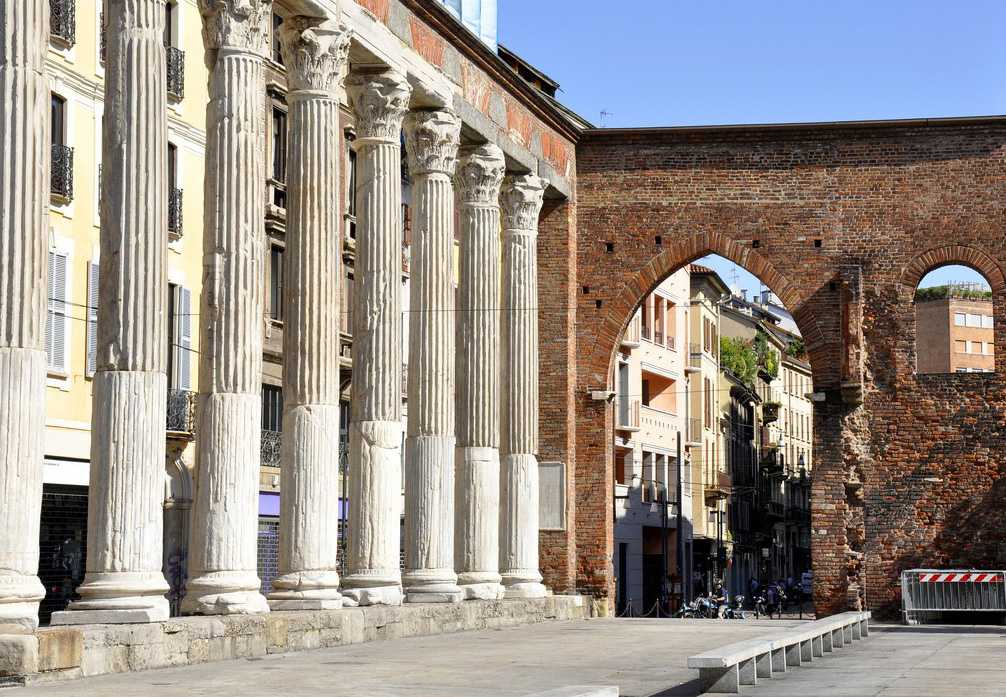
left=686, top=610, right=872, bottom=693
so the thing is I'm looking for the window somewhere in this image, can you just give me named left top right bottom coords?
left=168, top=284, right=192, bottom=390
left=262, top=384, right=283, bottom=432
left=164, top=2, right=174, bottom=46
left=272, top=12, right=284, bottom=65
left=270, top=106, right=287, bottom=208
left=345, top=130, right=357, bottom=240
left=954, top=312, right=966, bottom=326
left=967, top=313, right=982, bottom=327
left=641, top=379, right=650, bottom=407
left=269, top=245, right=284, bottom=322
left=85, top=261, right=99, bottom=376
left=983, top=315, right=994, bottom=328
left=955, top=340, right=967, bottom=353
left=168, top=143, right=182, bottom=236
left=46, top=250, right=69, bottom=373
left=342, top=266, right=354, bottom=335
left=50, top=94, right=73, bottom=200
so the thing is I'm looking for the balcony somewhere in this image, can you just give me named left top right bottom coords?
left=166, top=389, right=196, bottom=435
left=705, top=470, right=731, bottom=500
left=620, top=317, right=641, bottom=348
left=687, top=416, right=702, bottom=446
left=50, top=0, right=75, bottom=47
left=615, top=397, right=641, bottom=432
left=261, top=429, right=281, bottom=468
left=168, top=188, right=183, bottom=239
left=686, top=342, right=703, bottom=373
left=51, top=144, right=73, bottom=203
left=764, top=500, right=785, bottom=520
left=641, top=324, right=652, bottom=342
left=166, top=46, right=185, bottom=100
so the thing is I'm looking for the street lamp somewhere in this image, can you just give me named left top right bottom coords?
left=708, top=507, right=724, bottom=582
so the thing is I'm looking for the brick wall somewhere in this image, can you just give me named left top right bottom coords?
left=566, top=120, right=1006, bottom=617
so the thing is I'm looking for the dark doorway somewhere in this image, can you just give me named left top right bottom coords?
left=38, top=483, right=88, bottom=624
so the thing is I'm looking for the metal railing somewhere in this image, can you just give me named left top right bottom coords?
left=901, top=569, right=1006, bottom=624
left=653, top=330, right=663, bottom=345
left=168, top=188, right=183, bottom=238
left=166, top=389, right=196, bottom=433
left=50, top=0, right=76, bottom=46
left=166, top=46, right=185, bottom=100
left=99, top=12, right=105, bottom=64
left=51, top=144, right=73, bottom=201
left=261, top=429, right=282, bottom=468
left=665, top=334, right=675, bottom=350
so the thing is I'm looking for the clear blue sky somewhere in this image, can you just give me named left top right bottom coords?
left=498, top=1, right=1006, bottom=128
left=497, top=2, right=1003, bottom=298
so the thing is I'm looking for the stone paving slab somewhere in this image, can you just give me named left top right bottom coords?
left=10, top=618, right=800, bottom=697
left=10, top=619, right=1002, bottom=697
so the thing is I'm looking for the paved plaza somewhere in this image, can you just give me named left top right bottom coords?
left=11, top=618, right=1004, bottom=697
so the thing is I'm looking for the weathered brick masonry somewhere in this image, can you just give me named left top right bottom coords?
left=569, top=119, right=1006, bottom=617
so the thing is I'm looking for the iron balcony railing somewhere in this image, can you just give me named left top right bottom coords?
left=50, top=0, right=76, bottom=46
left=166, top=46, right=185, bottom=100
left=166, top=389, right=196, bottom=434
left=51, top=144, right=73, bottom=201
left=168, top=188, right=183, bottom=238
left=641, top=324, right=651, bottom=341
left=261, top=429, right=281, bottom=468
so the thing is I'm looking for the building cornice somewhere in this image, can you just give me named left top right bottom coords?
left=581, top=114, right=1006, bottom=144
left=397, top=0, right=582, bottom=143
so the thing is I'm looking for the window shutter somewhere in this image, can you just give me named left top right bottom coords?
left=178, top=286, right=192, bottom=390
left=47, top=251, right=68, bottom=372
left=86, top=261, right=99, bottom=375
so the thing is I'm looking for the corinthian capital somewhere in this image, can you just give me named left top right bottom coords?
left=347, top=69, right=411, bottom=143
left=279, top=17, right=351, bottom=94
left=454, top=143, right=505, bottom=205
left=404, top=109, right=461, bottom=177
left=501, top=174, right=546, bottom=232
left=199, top=0, right=271, bottom=55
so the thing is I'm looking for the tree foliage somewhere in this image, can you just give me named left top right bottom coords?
left=785, top=336, right=806, bottom=359
left=720, top=336, right=759, bottom=388
left=915, top=284, right=992, bottom=302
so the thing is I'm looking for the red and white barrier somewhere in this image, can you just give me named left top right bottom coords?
left=919, top=572, right=1003, bottom=583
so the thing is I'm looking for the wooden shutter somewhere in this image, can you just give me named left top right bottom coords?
left=177, top=286, right=192, bottom=390
left=86, top=261, right=99, bottom=375
left=46, top=251, right=68, bottom=372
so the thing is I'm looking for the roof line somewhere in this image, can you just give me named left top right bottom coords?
left=580, top=114, right=1006, bottom=138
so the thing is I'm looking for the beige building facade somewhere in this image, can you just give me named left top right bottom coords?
left=916, top=295, right=994, bottom=374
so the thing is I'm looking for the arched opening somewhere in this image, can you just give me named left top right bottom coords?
left=611, top=253, right=814, bottom=618
left=914, top=264, right=996, bottom=375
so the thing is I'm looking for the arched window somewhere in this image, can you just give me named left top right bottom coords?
left=914, top=264, right=995, bottom=375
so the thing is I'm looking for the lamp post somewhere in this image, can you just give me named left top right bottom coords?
left=708, top=507, right=723, bottom=582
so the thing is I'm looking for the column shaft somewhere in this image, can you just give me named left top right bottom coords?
left=269, top=17, right=350, bottom=611
left=499, top=175, right=547, bottom=598
left=0, top=0, right=48, bottom=630
left=454, top=143, right=506, bottom=600
left=54, top=0, right=171, bottom=625
left=402, top=110, right=462, bottom=603
left=342, top=70, right=411, bottom=607
left=183, top=1, right=270, bottom=615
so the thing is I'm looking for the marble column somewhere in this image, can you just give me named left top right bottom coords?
left=499, top=174, right=547, bottom=599
left=182, top=0, right=270, bottom=615
left=342, top=69, right=411, bottom=607
left=402, top=109, right=463, bottom=603
left=53, top=0, right=172, bottom=625
left=0, top=0, right=48, bottom=631
left=454, top=143, right=506, bottom=601
left=268, top=16, right=350, bottom=612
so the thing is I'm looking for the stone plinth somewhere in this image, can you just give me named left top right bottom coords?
left=1, top=597, right=589, bottom=686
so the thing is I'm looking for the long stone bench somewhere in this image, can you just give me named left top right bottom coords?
left=686, top=610, right=872, bottom=693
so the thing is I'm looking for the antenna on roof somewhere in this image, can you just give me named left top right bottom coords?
left=600, top=110, right=613, bottom=126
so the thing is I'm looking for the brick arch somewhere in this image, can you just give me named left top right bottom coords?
left=597, top=231, right=828, bottom=387
left=899, top=244, right=1006, bottom=294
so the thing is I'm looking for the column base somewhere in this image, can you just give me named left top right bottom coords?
left=268, top=598, right=343, bottom=611
left=267, top=570, right=342, bottom=611
left=181, top=570, right=269, bottom=616
left=503, top=582, right=548, bottom=599
left=402, top=569, right=463, bottom=603
left=341, top=585, right=404, bottom=607
left=0, top=573, right=45, bottom=632
left=51, top=605, right=168, bottom=625
left=53, top=571, right=170, bottom=624
left=459, top=582, right=505, bottom=600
